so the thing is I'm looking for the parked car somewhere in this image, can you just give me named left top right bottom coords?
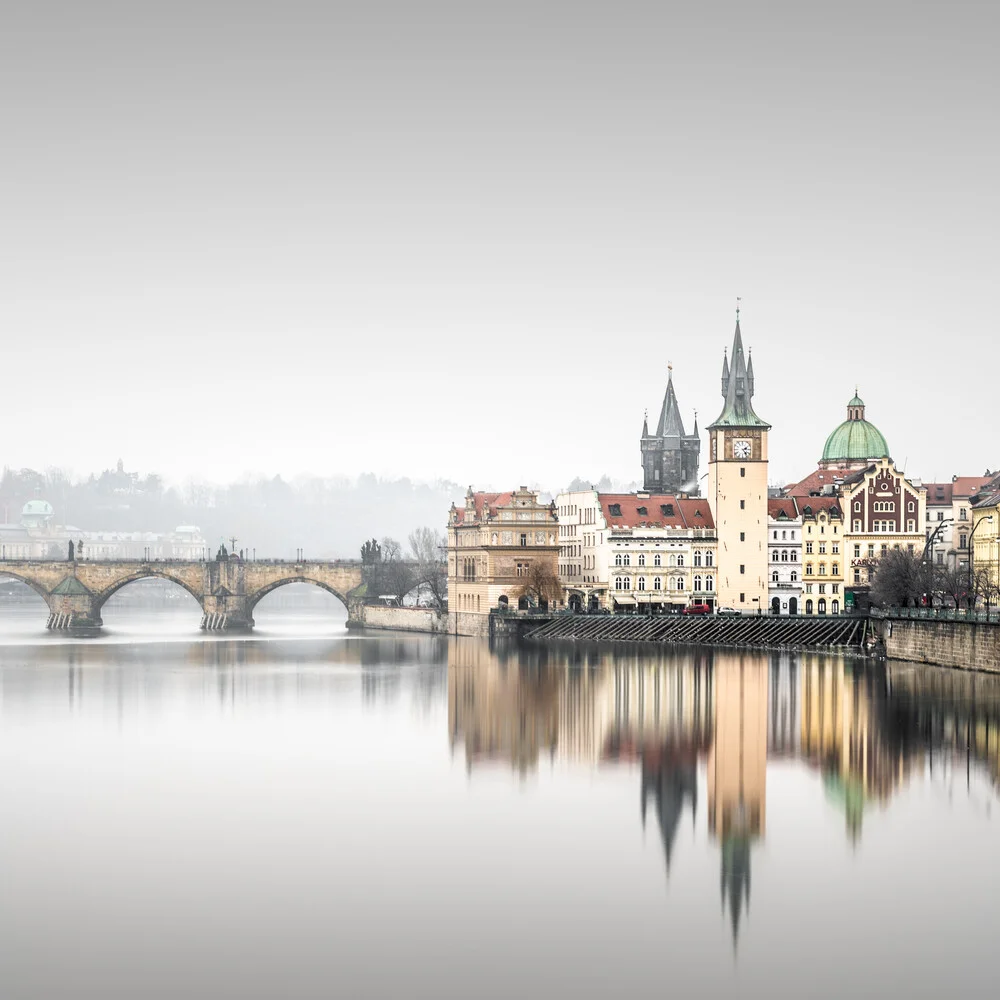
left=682, top=603, right=712, bottom=616
left=716, top=606, right=742, bottom=617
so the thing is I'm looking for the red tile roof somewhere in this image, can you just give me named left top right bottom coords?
left=677, top=497, right=716, bottom=529
left=952, top=477, right=994, bottom=499
left=924, top=482, right=953, bottom=506
left=598, top=493, right=715, bottom=530
left=453, top=491, right=514, bottom=524
left=784, top=468, right=846, bottom=496
left=768, top=497, right=799, bottom=520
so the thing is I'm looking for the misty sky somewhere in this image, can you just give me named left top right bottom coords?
left=2, top=1, right=997, bottom=492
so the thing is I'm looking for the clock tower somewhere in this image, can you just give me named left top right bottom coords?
left=706, top=308, right=771, bottom=614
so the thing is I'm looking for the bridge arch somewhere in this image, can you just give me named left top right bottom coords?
left=248, top=576, right=352, bottom=612
left=0, top=570, right=55, bottom=603
left=94, top=570, right=205, bottom=611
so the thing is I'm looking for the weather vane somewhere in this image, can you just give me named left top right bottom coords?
left=736, top=296, right=741, bottom=320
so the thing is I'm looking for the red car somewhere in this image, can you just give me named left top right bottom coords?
left=682, top=603, right=712, bottom=616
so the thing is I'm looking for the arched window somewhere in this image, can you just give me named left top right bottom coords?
left=638, top=553, right=645, bottom=566
left=637, top=576, right=646, bottom=591
left=706, top=576, right=714, bottom=591
left=790, top=571, right=798, bottom=582
left=805, top=599, right=814, bottom=614
left=677, top=554, right=685, bottom=567
left=773, top=551, right=779, bottom=561
left=819, top=563, right=826, bottom=575
left=832, top=562, right=839, bottom=576
left=790, top=551, right=797, bottom=561
left=676, top=576, right=685, bottom=590
left=669, top=554, right=677, bottom=567
left=694, top=575, right=703, bottom=591
left=705, top=552, right=714, bottom=567
left=818, top=598, right=827, bottom=615
left=653, top=576, right=662, bottom=590
left=694, top=551, right=703, bottom=567
left=831, top=599, right=840, bottom=614
left=623, top=553, right=631, bottom=566
left=653, top=553, right=661, bottom=566
left=782, top=530, right=787, bottom=540
left=772, top=570, right=779, bottom=583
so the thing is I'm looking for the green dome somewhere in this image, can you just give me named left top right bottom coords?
left=822, top=415, right=889, bottom=462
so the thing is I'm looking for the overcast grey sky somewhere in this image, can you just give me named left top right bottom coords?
left=2, top=1, right=997, bottom=490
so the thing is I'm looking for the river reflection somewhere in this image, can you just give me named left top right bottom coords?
left=1, top=624, right=999, bottom=998
left=450, top=640, right=1000, bottom=954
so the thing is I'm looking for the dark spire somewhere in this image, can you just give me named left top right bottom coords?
left=721, top=348, right=730, bottom=397
left=746, top=349, right=755, bottom=398
left=642, top=409, right=649, bottom=437
left=656, top=367, right=687, bottom=438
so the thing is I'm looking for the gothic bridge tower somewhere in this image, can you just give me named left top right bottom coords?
left=640, top=367, right=701, bottom=494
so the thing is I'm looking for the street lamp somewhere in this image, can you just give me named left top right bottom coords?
left=967, top=514, right=994, bottom=608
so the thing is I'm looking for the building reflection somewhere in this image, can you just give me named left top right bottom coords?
left=448, top=639, right=1000, bottom=945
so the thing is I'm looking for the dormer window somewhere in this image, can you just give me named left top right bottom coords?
left=608, top=504, right=622, bottom=517
left=636, top=506, right=648, bottom=516
left=660, top=504, right=674, bottom=517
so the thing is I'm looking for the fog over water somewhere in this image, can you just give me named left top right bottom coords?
left=0, top=594, right=998, bottom=999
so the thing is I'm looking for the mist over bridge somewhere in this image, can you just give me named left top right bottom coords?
left=0, top=556, right=365, bottom=631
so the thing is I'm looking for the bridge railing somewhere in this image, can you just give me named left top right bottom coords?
left=0, top=556, right=360, bottom=565
left=872, top=607, right=1000, bottom=624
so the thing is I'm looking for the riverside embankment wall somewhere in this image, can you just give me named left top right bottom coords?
left=881, top=617, right=1000, bottom=673
left=348, top=605, right=449, bottom=634
left=348, top=605, right=494, bottom=637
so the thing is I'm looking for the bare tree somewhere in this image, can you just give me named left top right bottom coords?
left=869, top=550, right=935, bottom=609
left=934, top=563, right=969, bottom=608
left=516, top=562, right=562, bottom=610
left=972, top=567, right=1000, bottom=610
left=408, top=527, right=447, bottom=610
left=380, top=536, right=402, bottom=562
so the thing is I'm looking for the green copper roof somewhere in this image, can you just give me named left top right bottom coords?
left=848, top=392, right=865, bottom=407
left=822, top=418, right=889, bottom=462
left=51, top=576, right=91, bottom=596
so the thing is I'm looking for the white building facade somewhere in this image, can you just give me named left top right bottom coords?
left=767, top=498, right=803, bottom=615
left=556, top=490, right=717, bottom=612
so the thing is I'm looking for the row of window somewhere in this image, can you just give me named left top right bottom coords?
left=804, top=542, right=839, bottom=555
left=851, top=519, right=918, bottom=532
left=771, top=530, right=797, bottom=540
left=613, top=576, right=715, bottom=592
left=804, top=563, right=840, bottom=576
left=772, top=550, right=799, bottom=561
left=804, top=599, right=839, bottom=614
left=614, top=551, right=714, bottom=567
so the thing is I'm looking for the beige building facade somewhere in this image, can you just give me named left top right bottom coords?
left=446, top=486, right=559, bottom=634
left=706, top=314, right=771, bottom=613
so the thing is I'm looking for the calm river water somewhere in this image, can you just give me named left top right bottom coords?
left=0, top=592, right=998, bottom=999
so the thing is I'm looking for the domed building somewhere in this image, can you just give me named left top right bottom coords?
left=20, top=499, right=54, bottom=529
left=819, top=393, right=891, bottom=471
left=783, top=390, right=926, bottom=615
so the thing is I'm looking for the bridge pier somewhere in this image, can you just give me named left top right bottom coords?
left=45, top=592, right=103, bottom=630
left=200, top=595, right=254, bottom=631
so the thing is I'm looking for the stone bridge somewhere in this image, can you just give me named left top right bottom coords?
left=0, top=557, right=365, bottom=631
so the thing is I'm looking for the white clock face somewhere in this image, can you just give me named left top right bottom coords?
left=733, top=439, right=751, bottom=459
